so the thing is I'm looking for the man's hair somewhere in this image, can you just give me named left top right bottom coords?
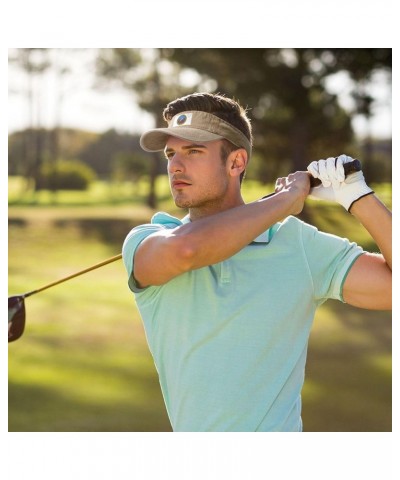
left=163, top=92, right=252, bottom=183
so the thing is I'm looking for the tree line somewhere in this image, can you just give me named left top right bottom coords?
left=8, top=48, right=392, bottom=207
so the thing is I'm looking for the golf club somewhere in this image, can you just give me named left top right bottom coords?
left=8, top=253, right=122, bottom=342
left=8, top=159, right=361, bottom=343
left=262, top=158, right=362, bottom=197
left=309, top=158, right=361, bottom=187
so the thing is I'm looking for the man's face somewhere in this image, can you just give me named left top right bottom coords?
left=164, top=137, right=230, bottom=210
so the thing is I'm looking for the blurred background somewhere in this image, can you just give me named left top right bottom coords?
left=8, top=48, right=392, bottom=432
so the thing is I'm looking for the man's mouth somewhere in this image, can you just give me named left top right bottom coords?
left=172, top=179, right=192, bottom=189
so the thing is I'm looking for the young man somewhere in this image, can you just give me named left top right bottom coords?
left=122, top=92, right=392, bottom=432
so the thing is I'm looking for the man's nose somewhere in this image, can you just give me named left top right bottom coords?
left=168, top=153, right=184, bottom=174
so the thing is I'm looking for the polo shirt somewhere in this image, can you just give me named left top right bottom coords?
left=122, top=211, right=364, bottom=431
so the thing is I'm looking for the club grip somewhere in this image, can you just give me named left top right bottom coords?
left=309, top=158, right=362, bottom=187
left=261, top=158, right=362, bottom=200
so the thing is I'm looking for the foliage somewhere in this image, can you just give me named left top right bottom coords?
left=112, top=151, right=151, bottom=182
left=95, top=49, right=184, bottom=207
left=79, top=129, right=144, bottom=178
left=37, top=159, right=96, bottom=191
left=166, top=48, right=391, bottom=174
left=8, top=128, right=99, bottom=176
left=9, top=48, right=392, bottom=203
left=354, top=139, right=392, bottom=183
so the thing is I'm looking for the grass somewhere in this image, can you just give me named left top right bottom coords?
left=303, top=300, right=391, bottom=431
left=8, top=219, right=172, bottom=431
left=8, top=178, right=392, bottom=431
left=8, top=175, right=174, bottom=207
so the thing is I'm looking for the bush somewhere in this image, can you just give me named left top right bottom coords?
left=38, top=160, right=96, bottom=191
left=112, top=152, right=150, bottom=182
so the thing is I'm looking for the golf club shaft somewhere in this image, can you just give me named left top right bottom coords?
left=24, top=253, right=122, bottom=298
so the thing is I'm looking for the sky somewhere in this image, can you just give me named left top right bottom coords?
left=8, top=48, right=392, bottom=140
left=8, top=49, right=155, bottom=136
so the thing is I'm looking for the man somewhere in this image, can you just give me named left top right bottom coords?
left=122, top=92, right=392, bottom=432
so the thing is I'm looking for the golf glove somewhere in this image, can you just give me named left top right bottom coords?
left=307, top=154, right=374, bottom=212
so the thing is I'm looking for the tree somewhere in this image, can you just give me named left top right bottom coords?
left=9, top=48, right=51, bottom=189
left=165, top=48, right=391, bottom=181
left=9, top=49, right=103, bottom=192
left=328, top=49, right=392, bottom=181
left=95, top=48, right=206, bottom=207
left=79, top=128, right=142, bottom=178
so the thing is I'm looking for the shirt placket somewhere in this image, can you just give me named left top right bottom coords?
left=219, top=261, right=231, bottom=285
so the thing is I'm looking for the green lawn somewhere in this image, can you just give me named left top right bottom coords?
left=8, top=179, right=391, bottom=431
left=8, top=209, right=172, bottom=431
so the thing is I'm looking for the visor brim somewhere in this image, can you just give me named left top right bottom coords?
left=140, top=128, right=224, bottom=152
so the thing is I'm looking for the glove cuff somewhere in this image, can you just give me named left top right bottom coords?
left=347, top=190, right=374, bottom=212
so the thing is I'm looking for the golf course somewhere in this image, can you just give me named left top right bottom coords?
left=8, top=177, right=392, bottom=432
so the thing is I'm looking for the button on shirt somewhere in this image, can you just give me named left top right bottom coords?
left=122, top=212, right=364, bottom=431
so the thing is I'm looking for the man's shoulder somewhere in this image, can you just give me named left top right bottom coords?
left=150, top=211, right=186, bottom=227
left=122, top=211, right=184, bottom=248
left=271, top=215, right=313, bottom=238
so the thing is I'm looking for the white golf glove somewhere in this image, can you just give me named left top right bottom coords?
left=307, top=154, right=374, bottom=211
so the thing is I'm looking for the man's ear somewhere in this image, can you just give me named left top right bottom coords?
left=228, top=149, right=248, bottom=179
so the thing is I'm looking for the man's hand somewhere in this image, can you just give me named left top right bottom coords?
left=274, top=171, right=311, bottom=215
left=307, top=154, right=374, bottom=211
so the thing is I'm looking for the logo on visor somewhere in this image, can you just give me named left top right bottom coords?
left=172, top=112, right=193, bottom=127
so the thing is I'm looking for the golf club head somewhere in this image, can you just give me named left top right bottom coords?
left=8, top=296, right=26, bottom=342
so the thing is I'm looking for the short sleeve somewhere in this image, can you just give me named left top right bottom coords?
left=121, top=212, right=183, bottom=293
left=300, top=221, right=364, bottom=303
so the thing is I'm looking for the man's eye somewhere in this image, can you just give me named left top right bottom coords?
left=189, top=149, right=201, bottom=154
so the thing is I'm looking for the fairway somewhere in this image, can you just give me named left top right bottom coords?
left=8, top=183, right=392, bottom=432
left=8, top=205, right=172, bottom=431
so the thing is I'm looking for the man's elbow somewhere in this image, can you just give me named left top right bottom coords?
left=170, top=235, right=198, bottom=273
left=134, top=234, right=197, bottom=287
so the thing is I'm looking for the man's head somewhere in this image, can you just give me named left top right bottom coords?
left=140, top=92, right=253, bottom=184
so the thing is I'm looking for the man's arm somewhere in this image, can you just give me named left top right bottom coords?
left=308, top=155, right=392, bottom=311
left=342, top=194, right=392, bottom=310
left=134, top=173, right=309, bottom=288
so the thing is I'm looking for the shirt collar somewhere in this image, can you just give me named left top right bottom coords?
left=252, top=230, right=271, bottom=244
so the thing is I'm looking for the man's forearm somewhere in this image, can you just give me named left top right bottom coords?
left=350, top=194, right=392, bottom=270
left=174, top=189, right=302, bottom=270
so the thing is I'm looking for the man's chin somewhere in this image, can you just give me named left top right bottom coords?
left=174, top=199, right=192, bottom=209
left=172, top=192, right=192, bottom=209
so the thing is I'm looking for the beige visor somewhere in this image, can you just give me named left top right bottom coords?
left=140, top=111, right=252, bottom=158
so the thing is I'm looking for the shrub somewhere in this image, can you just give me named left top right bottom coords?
left=38, top=160, right=96, bottom=191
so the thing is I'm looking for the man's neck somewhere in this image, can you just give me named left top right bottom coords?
left=188, top=195, right=245, bottom=222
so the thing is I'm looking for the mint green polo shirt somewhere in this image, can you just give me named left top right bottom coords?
left=122, top=212, right=364, bottom=432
